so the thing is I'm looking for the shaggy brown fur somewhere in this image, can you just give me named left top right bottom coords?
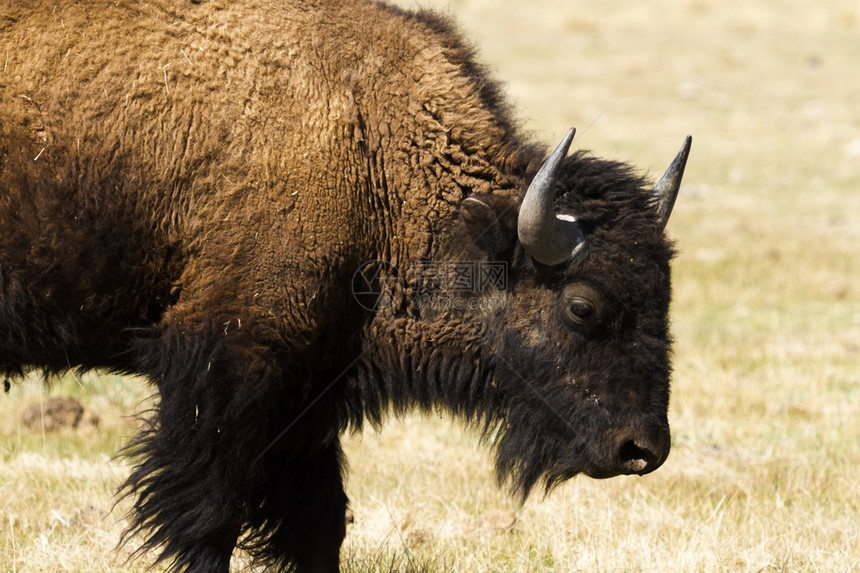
left=1, top=1, right=684, bottom=571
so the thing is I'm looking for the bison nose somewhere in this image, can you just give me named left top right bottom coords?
left=615, top=428, right=670, bottom=475
left=618, top=440, right=660, bottom=474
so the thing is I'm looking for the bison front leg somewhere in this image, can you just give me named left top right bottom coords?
left=123, top=315, right=349, bottom=571
left=249, top=439, right=349, bottom=572
left=121, top=321, right=288, bottom=571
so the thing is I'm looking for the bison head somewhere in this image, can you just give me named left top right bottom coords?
left=457, top=130, right=691, bottom=497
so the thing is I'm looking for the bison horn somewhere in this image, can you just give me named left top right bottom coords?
left=517, top=128, right=584, bottom=266
left=653, top=135, right=692, bottom=229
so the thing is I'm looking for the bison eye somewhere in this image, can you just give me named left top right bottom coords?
left=568, top=299, right=594, bottom=322
left=560, top=283, right=608, bottom=332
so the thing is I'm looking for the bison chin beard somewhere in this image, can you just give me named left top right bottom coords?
left=485, top=334, right=615, bottom=501
left=493, top=428, right=583, bottom=502
left=490, top=384, right=601, bottom=501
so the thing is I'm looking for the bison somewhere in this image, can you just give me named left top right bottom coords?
left=0, top=0, right=691, bottom=571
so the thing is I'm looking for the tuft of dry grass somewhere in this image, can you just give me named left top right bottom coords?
left=2, top=0, right=858, bottom=570
left=0, top=374, right=146, bottom=571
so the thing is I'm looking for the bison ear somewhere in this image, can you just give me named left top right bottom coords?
left=460, top=196, right=514, bottom=258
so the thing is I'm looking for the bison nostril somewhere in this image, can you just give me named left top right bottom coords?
left=618, top=440, right=655, bottom=474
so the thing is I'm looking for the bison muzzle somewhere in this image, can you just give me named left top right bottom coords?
left=0, top=0, right=690, bottom=571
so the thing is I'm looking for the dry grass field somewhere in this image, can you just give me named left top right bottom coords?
left=2, top=0, right=858, bottom=571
